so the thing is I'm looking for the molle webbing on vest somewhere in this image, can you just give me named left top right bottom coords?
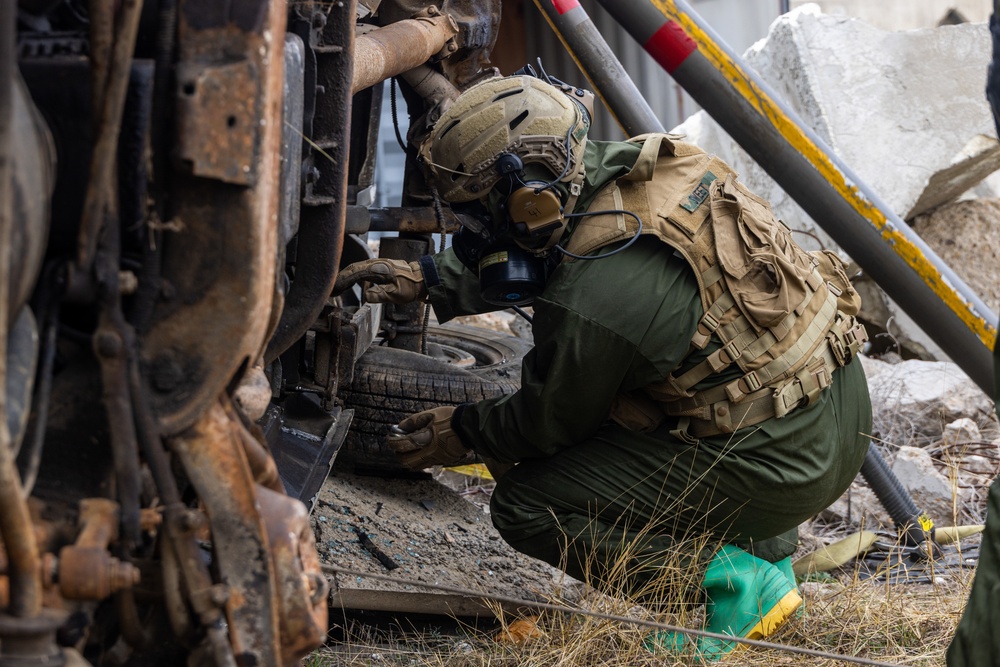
left=578, top=134, right=869, bottom=440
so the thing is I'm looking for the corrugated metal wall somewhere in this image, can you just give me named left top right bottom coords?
left=525, top=0, right=783, bottom=139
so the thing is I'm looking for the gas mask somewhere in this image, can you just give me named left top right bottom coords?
left=451, top=155, right=569, bottom=306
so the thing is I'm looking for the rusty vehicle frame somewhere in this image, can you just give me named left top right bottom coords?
left=1, top=0, right=503, bottom=663
left=2, top=0, right=993, bottom=664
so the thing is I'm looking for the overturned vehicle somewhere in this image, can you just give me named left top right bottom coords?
left=3, top=0, right=526, bottom=663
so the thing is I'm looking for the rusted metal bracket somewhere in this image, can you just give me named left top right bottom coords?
left=143, top=0, right=288, bottom=434
left=175, top=59, right=261, bottom=186
left=265, top=0, right=356, bottom=363
left=170, top=401, right=282, bottom=666
left=170, top=399, right=328, bottom=666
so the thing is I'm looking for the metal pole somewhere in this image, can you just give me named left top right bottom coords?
left=0, top=0, right=44, bottom=619
left=531, top=0, right=664, bottom=137
left=352, top=12, right=458, bottom=95
left=596, top=0, right=997, bottom=396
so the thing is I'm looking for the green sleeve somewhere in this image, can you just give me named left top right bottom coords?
left=423, top=248, right=503, bottom=323
left=457, top=237, right=702, bottom=463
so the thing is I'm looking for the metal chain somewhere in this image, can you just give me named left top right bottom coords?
left=322, top=564, right=906, bottom=667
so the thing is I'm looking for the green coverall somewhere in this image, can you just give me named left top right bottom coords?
left=946, top=336, right=1000, bottom=666
left=946, top=11, right=1000, bottom=664
left=424, top=139, right=873, bottom=596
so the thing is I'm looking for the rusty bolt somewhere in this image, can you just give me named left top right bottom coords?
left=307, top=572, right=330, bottom=606
left=108, top=558, right=141, bottom=592
left=94, top=331, right=123, bottom=358
left=58, top=549, right=139, bottom=600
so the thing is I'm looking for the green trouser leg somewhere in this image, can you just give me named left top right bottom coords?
left=946, top=321, right=1000, bottom=667
left=947, top=476, right=1000, bottom=667
left=490, top=424, right=805, bottom=601
left=489, top=362, right=869, bottom=600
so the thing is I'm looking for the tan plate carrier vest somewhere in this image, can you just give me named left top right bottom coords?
left=563, top=133, right=869, bottom=442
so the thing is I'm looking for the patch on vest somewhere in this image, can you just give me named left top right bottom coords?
left=680, top=171, right=717, bottom=213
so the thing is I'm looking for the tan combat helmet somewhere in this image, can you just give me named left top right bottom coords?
left=423, top=75, right=592, bottom=203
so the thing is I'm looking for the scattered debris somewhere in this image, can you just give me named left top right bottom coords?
left=353, top=525, right=400, bottom=571
left=314, top=471, right=579, bottom=616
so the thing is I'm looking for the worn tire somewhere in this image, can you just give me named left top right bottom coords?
left=337, top=324, right=529, bottom=475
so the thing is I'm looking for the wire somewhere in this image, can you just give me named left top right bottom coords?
left=531, top=122, right=575, bottom=195
left=555, top=209, right=644, bottom=260
left=390, top=77, right=408, bottom=153
left=321, top=564, right=905, bottom=667
left=511, top=305, right=533, bottom=323
left=535, top=56, right=553, bottom=84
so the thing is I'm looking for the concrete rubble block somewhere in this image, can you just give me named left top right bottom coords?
left=860, top=355, right=994, bottom=446
left=890, top=446, right=957, bottom=525
left=672, top=5, right=998, bottom=361
left=818, top=480, right=891, bottom=530
left=674, top=4, right=997, bottom=237
left=942, top=417, right=982, bottom=445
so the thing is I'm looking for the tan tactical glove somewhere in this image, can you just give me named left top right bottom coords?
left=333, top=258, right=427, bottom=304
left=387, top=406, right=475, bottom=470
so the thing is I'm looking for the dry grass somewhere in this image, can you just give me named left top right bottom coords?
left=308, top=566, right=969, bottom=666
left=308, top=516, right=972, bottom=667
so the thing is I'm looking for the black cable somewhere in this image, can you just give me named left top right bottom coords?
left=531, top=122, right=575, bottom=195
left=511, top=305, right=533, bottom=324
left=555, top=209, right=644, bottom=260
left=390, top=77, right=408, bottom=153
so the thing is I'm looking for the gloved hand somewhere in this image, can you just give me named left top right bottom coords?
left=333, top=258, right=427, bottom=304
left=387, top=406, right=476, bottom=470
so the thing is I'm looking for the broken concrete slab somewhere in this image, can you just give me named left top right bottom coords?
left=313, top=471, right=578, bottom=617
left=891, top=445, right=958, bottom=524
left=674, top=5, right=998, bottom=242
left=847, top=197, right=1000, bottom=360
left=859, top=355, right=994, bottom=447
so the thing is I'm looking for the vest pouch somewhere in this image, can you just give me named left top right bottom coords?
left=609, top=390, right=666, bottom=433
left=810, top=249, right=861, bottom=316
left=711, top=177, right=813, bottom=331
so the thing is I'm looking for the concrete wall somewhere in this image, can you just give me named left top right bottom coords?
left=789, top=0, right=990, bottom=30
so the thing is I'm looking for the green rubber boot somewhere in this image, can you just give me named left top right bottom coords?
left=773, top=556, right=805, bottom=618
left=646, top=545, right=803, bottom=661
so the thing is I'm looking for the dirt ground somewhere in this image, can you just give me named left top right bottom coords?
left=312, top=469, right=579, bottom=617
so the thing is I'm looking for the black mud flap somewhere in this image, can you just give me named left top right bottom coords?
left=260, top=392, right=353, bottom=513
